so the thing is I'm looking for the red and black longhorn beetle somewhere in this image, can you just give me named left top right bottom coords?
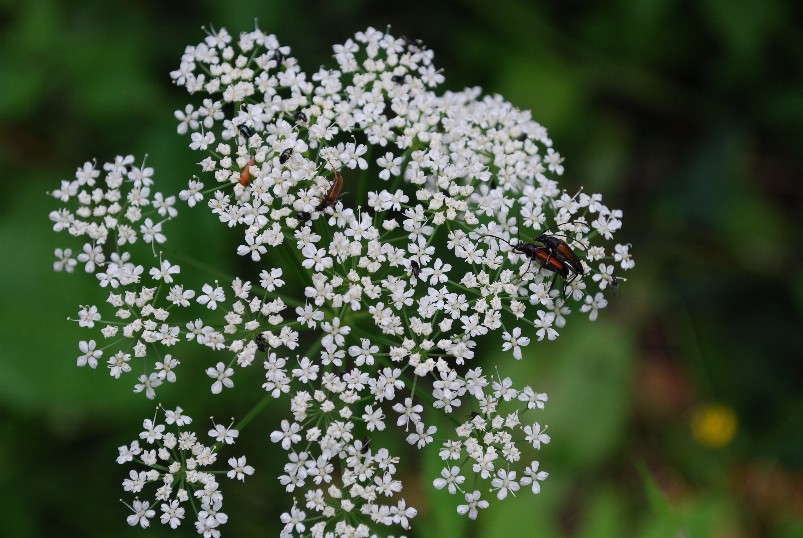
left=479, top=222, right=585, bottom=297
left=478, top=233, right=577, bottom=294
left=532, top=223, right=586, bottom=277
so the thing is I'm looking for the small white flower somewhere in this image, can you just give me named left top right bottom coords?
left=521, top=460, right=549, bottom=494
left=433, top=466, right=465, bottom=494
left=406, top=422, right=436, bottom=448
left=227, top=456, right=255, bottom=481
left=206, top=362, right=234, bottom=394
left=533, top=310, right=559, bottom=341
left=197, top=283, right=225, bottom=310
left=178, top=179, right=204, bottom=206
left=501, top=327, right=530, bottom=360
left=523, top=422, right=551, bottom=449
left=54, top=247, right=77, bottom=273
left=580, top=292, right=608, bottom=321
left=77, top=340, right=101, bottom=368
left=149, top=259, right=180, bottom=283
left=160, top=499, right=185, bottom=529
left=140, top=218, right=166, bottom=244
left=209, top=422, right=239, bottom=444
left=126, top=499, right=155, bottom=528
left=614, top=243, right=635, bottom=270
left=362, top=405, right=386, bottom=431
left=491, top=468, right=520, bottom=500
left=456, top=490, right=489, bottom=520
left=77, top=305, right=101, bottom=328
left=270, top=420, right=302, bottom=451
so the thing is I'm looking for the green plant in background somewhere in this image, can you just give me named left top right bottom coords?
left=47, top=25, right=632, bottom=536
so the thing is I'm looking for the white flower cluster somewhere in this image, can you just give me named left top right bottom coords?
left=118, top=406, right=252, bottom=534
left=49, top=155, right=175, bottom=286
left=49, top=24, right=634, bottom=537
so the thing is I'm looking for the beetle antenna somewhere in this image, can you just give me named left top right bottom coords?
left=478, top=234, right=515, bottom=249
left=542, top=230, right=589, bottom=252
left=321, top=155, right=338, bottom=177
left=537, top=220, right=590, bottom=249
left=537, top=220, right=587, bottom=236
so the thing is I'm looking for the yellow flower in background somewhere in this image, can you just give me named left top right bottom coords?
left=691, top=403, right=738, bottom=448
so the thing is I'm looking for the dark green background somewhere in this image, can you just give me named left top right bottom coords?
left=2, top=0, right=802, bottom=536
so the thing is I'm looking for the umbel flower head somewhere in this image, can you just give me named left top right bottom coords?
left=49, top=24, right=633, bottom=537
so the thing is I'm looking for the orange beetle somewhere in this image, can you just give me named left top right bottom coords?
left=314, top=159, right=343, bottom=212
left=239, top=157, right=256, bottom=186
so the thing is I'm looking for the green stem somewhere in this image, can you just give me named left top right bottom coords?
left=278, top=237, right=311, bottom=291
left=349, top=322, right=401, bottom=348
left=233, top=393, right=274, bottom=432
left=161, top=246, right=236, bottom=282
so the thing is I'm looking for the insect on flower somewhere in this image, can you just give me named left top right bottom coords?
left=239, top=157, right=256, bottom=187
left=531, top=248, right=575, bottom=296
left=279, top=148, right=293, bottom=164
left=610, top=274, right=621, bottom=298
left=409, top=260, right=421, bottom=278
left=255, top=333, right=267, bottom=352
left=294, top=110, right=307, bottom=123
left=533, top=224, right=586, bottom=278
left=314, top=159, right=344, bottom=212
left=237, top=124, right=254, bottom=139
left=479, top=233, right=543, bottom=274
left=236, top=124, right=258, bottom=186
left=296, top=159, right=344, bottom=224
left=479, top=228, right=580, bottom=298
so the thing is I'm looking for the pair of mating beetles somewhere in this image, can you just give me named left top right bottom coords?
left=480, top=225, right=585, bottom=298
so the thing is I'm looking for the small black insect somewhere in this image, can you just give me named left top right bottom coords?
left=359, top=436, right=371, bottom=455
left=294, top=110, right=307, bottom=123
left=237, top=124, right=253, bottom=139
left=391, top=74, right=407, bottom=84
left=410, top=260, right=420, bottom=278
left=296, top=211, right=311, bottom=223
left=383, top=100, right=398, bottom=121
left=610, top=274, right=620, bottom=298
left=272, top=49, right=284, bottom=66
left=279, top=148, right=293, bottom=164
left=255, top=333, right=267, bottom=352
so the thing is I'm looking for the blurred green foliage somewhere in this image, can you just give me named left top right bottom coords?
left=1, top=0, right=802, bottom=536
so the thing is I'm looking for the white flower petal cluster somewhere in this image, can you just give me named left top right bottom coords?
left=50, top=24, right=634, bottom=537
left=49, top=156, right=175, bottom=288
left=118, top=407, right=251, bottom=535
